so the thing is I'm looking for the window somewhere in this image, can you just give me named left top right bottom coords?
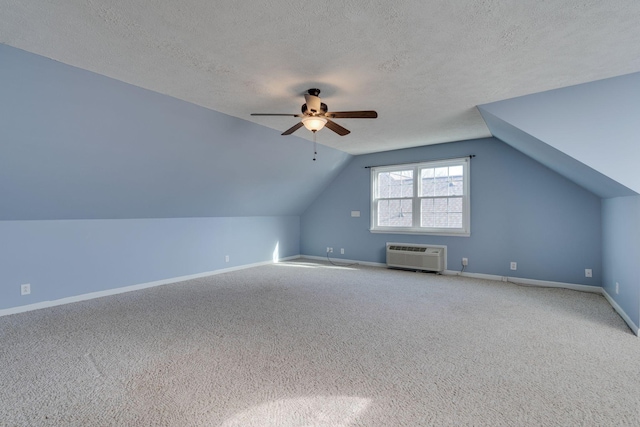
left=371, top=157, right=470, bottom=236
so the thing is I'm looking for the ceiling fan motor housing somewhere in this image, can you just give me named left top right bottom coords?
left=301, top=102, right=328, bottom=115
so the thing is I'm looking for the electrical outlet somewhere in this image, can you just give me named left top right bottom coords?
left=21, top=283, right=31, bottom=295
left=340, top=248, right=344, bottom=254
left=329, top=247, right=333, bottom=253
left=225, top=255, right=229, bottom=263
left=326, top=247, right=330, bottom=253
left=462, top=258, right=468, bottom=266
left=585, top=269, right=592, bottom=278
left=510, top=262, right=517, bottom=271
left=502, top=276, right=508, bottom=282
left=616, top=282, right=619, bottom=294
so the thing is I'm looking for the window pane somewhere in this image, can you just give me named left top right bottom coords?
left=420, top=170, right=435, bottom=197
left=434, top=178, right=448, bottom=196
left=377, top=170, right=413, bottom=198
left=378, top=199, right=413, bottom=227
left=420, top=197, right=464, bottom=229
left=449, top=175, right=464, bottom=196
left=449, top=165, right=463, bottom=177
left=449, top=197, right=462, bottom=212
left=421, top=168, right=451, bottom=197
left=421, top=199, right=434, bottom=227
left=434, top=198, right=448, bottom=212
left=420, top=166, right=465, bottom=197
left=448, top=213, right=462, bottom=228
left=435, top=167, right=448, bottom=177
left=433, top=212, right=448, bottom=228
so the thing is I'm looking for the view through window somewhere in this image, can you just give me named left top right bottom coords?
left=371, top=157, right=470, bottom=235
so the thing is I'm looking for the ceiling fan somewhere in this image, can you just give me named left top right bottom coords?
left=251, top=88, right=378, bottom=136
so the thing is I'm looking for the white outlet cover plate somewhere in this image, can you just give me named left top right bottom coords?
left=351, top=211, right=361, bottom=217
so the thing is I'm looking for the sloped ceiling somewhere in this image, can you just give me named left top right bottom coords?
left=0, top=45, right=351, bottom=220
left=1, top=1, right=640, bottom=155
left=478, top=73, right=640, bottom=197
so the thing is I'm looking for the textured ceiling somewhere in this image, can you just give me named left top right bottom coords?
left=2, top=0, right=640, bottom=155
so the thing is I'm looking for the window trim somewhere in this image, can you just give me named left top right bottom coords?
left=370, top=157, right=470, bottom=236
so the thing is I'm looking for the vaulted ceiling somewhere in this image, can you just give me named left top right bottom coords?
left=2, top=0, right=639, bottom=155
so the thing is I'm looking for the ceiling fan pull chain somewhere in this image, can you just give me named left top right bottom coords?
left=313, top=131, right=317, bottom=161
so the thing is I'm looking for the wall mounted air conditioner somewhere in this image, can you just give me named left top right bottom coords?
left=386, top=243, right=445, bottom=273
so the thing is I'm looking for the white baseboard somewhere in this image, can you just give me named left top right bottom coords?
left=443, top=270, right=602, bottom=294
left=300, top=255, right=386, bottom=268
left=601, top=289, right=639, bottom=336
left=0, top=255, right=301, bottom=318
left=5, top=255, right=637, bottom=338
left=300, top=259, right=603, bottom=296
left=302, top=260, right=637, bottom=336
left=443, top=269, right=637, bottom=336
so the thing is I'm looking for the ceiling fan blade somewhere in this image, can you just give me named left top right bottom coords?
left=281, top=122, right=304, bottom=135
left=251, top=113, right=302, bottom=117
left=325, top=119, right=350, bottom=136
left=325, top=111, right=378, bottom=119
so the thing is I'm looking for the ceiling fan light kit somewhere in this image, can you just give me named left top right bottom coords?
left=301, top=116, right=327, bottom=132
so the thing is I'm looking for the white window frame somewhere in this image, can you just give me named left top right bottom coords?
left=370, top=157, right=470, bottom=236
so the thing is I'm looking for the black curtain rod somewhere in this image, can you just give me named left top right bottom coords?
left=364, top=154, right=475, bottom=169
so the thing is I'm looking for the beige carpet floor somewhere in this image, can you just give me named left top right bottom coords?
left=1, top=260, right=639, bottom=426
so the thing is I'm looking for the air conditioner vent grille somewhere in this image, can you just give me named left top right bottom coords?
left=388, top=245, right=427, bottom=252
left=386, top=243, right=445, bottom=272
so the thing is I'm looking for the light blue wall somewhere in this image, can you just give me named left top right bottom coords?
left=602, top=196, right=640, bottom=327
left=0, top=217, right=299, bottom=310
left=0, top=44, right=348, bottom=311
left=302, top=138, right=602, bottom=285
left=0, top=44, right=351, bottom=219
